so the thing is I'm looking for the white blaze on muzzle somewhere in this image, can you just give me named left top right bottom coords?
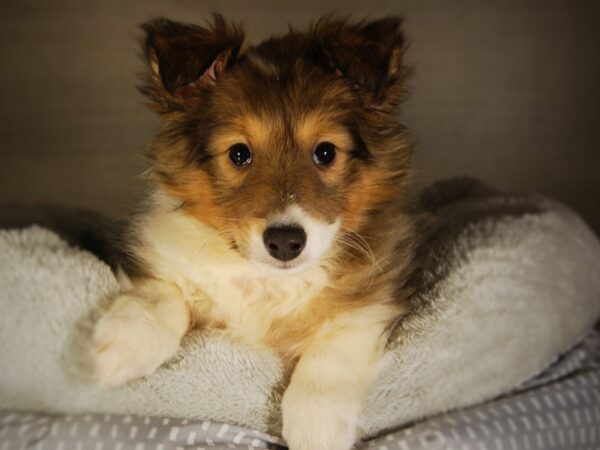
left=248, top=205, right=340, bottom=273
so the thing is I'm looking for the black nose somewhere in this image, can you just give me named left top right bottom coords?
left=263, top=226, right=307, bottom=262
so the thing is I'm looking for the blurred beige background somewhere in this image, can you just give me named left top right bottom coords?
left=1, top=0, right=599, bottom=232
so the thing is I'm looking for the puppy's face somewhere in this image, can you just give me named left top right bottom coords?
left=141, top=16, right=410, bottom=273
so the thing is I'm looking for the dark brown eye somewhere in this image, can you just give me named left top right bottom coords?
left=228, top=143, right=252, bottom=167
left=313, top=142, right=336, bottom=166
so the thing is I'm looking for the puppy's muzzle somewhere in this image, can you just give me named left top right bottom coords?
left=263, top=226, right=306, bottom=262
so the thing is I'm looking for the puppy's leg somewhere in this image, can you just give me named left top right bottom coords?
left=281, top=306, right=392, bottom=450
left=92, top=279, right=190, bottom=388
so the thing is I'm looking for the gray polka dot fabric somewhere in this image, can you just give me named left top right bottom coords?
left=364, top=331, right=600, bottom=450
left=0, top=414, right=285, bottom=450
left=1, top=332, right=599, bottom=450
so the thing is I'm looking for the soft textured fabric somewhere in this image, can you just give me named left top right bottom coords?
left=0, top=179, right=599, bottom=438
left=1, top=331, right=600, bottom=450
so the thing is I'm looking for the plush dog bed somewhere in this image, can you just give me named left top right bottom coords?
left=2, top=331, right=599, bottom=449
left=0, top=178, right=599, bottom=441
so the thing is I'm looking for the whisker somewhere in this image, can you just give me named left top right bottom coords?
left=335, top=228, right=384, bottom=288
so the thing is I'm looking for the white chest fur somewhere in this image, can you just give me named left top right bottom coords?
left=132, top=197, right=329, bottom=345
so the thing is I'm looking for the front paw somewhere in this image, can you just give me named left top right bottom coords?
left=281, top=384, right=361, bottom=450
left=92, top=297, right=180, bottom=388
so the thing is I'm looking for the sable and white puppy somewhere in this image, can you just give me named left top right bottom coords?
left=92, top=15, right=419, bottom=450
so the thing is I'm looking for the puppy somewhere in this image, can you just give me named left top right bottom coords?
left=92, top=15, right=419, bottom=450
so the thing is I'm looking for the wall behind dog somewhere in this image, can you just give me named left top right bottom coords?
left=1, top=0, right=599, bottom=232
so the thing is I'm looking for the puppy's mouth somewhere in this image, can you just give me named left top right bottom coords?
left=245, top=206, right=341, bottom=275
left=258, top=258, right=310, bottom=274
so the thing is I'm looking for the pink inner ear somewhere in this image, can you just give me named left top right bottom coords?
left=333, top=66, right=364, bottom=92
left=203, top=54, right=226, bottom=85
left=175, top=53, right=228, bottom=103
left=333, top=66, right=380, bottom=109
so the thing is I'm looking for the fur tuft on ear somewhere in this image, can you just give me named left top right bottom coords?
left=312, top=16, right=408, bottom=110
left=139, top=14, right=244, bottom=112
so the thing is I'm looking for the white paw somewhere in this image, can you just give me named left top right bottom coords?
left=92, top=297, right=180, bottom=388
left=281, top=384, right=361, bottom=450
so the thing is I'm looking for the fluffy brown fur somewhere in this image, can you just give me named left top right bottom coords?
left=92, top=15, right=421, bottom=450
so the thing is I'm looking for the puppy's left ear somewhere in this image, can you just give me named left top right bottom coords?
left=313, top=16, right=408, bottom=111
left=140, top=14, right=244, bottom=112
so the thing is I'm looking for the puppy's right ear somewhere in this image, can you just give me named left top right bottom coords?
left=140, top=15, right=244, bottom=113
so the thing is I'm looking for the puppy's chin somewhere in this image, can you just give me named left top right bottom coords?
left=248, top=254, right=321, bottom=276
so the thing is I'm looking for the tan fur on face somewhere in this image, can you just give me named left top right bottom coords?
left=150, top=103, right=387, bottom=255
left=295, top=111, right=354, bottom=184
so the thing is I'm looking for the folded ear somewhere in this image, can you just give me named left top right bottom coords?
left=140, top=15, right=244, bottom=112
left=312, top=16, right=407, bottom=111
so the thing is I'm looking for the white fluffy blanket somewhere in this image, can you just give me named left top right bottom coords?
left=0, top=180, right=599, bottom=437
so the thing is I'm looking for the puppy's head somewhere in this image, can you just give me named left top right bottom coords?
left=140, top=15, right=412, bottom=273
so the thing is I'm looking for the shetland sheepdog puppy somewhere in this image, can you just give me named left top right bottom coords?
left=92, top=15, right=419, bottom=450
